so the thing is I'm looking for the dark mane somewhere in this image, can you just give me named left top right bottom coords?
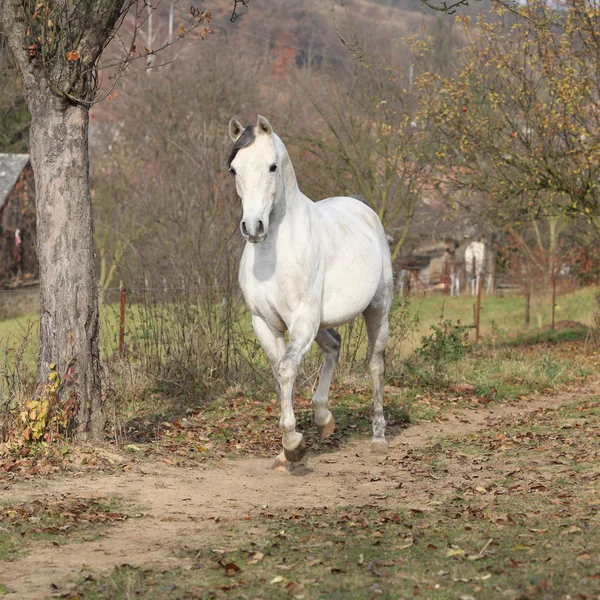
left=228, top=125, right=256, bottom=168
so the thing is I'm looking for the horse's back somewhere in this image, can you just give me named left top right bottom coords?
left=315, top=196, right=391, bottom=266
left=316, top=196, right=385, bottom=234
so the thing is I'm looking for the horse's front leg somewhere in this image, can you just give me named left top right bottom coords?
left=277, top=313, right=319, bottom=463
left=251, top=316, right=289, bottom=468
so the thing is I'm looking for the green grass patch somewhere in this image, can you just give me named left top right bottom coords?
left=394, top=332, right=596, bottom=418
left=507, top=325, right=589, bottom=346
left=406, top=286, right=597, bottom=342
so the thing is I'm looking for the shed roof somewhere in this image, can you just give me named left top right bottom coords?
left=0, top=153, right=30, bottom=210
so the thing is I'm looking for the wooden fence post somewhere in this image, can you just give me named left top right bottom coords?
left=525, top=283, right=531, bottom=329
left=551, top=272, right=557, bottom=331
left=475, top=273, right=483, bottom=342
left=119, top=282, right=126, bottom=357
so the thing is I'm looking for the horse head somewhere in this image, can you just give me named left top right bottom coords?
left=228, top=115, right=279, bottom=243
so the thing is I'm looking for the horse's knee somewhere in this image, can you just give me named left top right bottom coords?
left=278, top=356, right=297, bottom=383
left=369, top=354, right=385, bottom=379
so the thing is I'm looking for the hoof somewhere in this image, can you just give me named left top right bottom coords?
left=283, top=436, right=307, bottom=462
left=370, top=438, right=389, bottom=455
left=271, top=451, right=294, bottom=472
left=317, top=414, right=336, bottom=439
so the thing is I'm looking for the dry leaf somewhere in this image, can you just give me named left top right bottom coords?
left=247, top=551, right=264, bottom=565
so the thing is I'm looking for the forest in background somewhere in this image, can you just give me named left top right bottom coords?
left=2, top=0, right=599, bottom=301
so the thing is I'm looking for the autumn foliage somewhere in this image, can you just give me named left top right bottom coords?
left=416, top=0, right=600, bottom=223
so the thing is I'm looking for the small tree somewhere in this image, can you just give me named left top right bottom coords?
left=416, top=0, right=600, bottom=225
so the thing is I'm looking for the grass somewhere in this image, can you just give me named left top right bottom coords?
left=405, top=285, right=596, bottom=344
left=105, top=316, right=596, bottom=465
left=1, top=287, right=598, bottom=475
left=2, top=290, right=599, bottom=598
left=391, top=328, right=596, bottom=423
left=0, top=284, right=596, bottom=361
left=70, top=393, right=600, bottom=600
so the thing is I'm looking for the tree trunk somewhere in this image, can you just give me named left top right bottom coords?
left=0, top=0, right=130, bottom=442
left=29, top=100, right=103, bottom=440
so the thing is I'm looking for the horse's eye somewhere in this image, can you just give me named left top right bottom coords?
left=269, top=164, right=277, bottom=173
left=229, top=167, right=236, bottom=176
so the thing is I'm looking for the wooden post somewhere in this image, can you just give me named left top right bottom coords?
left=475, top=273, right=483, bottom=342
left=119, top=282, right=126, bottom=356
left=551, top=272, right=557, bottom=331
left=525, top=283, right=531, bottom=328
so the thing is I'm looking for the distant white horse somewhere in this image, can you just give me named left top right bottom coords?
left=229, top=116, right=393, bottom=469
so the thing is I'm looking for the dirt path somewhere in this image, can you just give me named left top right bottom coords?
left=1, top=383, right=597, bottom=599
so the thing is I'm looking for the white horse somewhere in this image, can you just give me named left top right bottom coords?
left=229, top=115, right=393, bottom=469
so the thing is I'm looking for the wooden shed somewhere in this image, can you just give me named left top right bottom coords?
left=0, top=153, right=37, bottom=285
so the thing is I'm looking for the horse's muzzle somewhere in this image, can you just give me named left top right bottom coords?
left=247, top=233, right=268, bottom=243
left=241, top=219, right=268, bottom=243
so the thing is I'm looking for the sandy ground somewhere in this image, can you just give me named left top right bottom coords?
left=1, top=382, right=597, bottom=599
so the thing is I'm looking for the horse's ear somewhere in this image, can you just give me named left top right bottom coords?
left=229, top=117, right=244, bottom=142
left=257, top=115, right=273, bottom=137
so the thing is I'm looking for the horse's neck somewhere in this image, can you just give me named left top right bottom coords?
left=274, top=138, right=312, bottom=228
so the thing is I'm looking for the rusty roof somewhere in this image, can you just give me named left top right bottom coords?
left=0, top=153, right=30, bottom=209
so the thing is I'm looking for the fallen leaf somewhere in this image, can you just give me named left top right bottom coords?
left=247, top=551, right=264, bottom=565
left=123, top=444, right=141, bottom=452
left=222, top=562, right=241, bottom=576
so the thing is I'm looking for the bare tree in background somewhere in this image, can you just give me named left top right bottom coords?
left=297, top=68, right=430, bottom=260
left=0, top=1, right=211, bottom=441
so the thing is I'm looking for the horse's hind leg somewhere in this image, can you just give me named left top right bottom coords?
left=363, top=305, right=389, bottom=454
left=313, top=329, right=341, bottom=438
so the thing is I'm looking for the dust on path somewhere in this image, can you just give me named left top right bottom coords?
left=1, top=382, right=597, bottom=599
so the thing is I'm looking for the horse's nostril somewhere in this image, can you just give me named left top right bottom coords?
left=241, top=221, right=249, bottom=237
left=257, top=220, right=264, bottom=235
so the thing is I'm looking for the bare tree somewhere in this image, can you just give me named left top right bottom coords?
left=296, top=67, right=430, bottom=260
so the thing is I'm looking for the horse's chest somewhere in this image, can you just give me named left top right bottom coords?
left=241, top=281, right=289, bottom=331
left=239, top=260, right=305, bottom=331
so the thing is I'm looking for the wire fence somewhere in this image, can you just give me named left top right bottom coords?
left=0, top=274, right=590, bottom=341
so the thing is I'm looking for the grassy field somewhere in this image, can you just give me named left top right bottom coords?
left=73, top=412, right=600, bottom=600
left=0, top=285, right=595, bottom=365
left=3, top=360, right=598, bottom=599
left=406, top=285, right=596, bottom=340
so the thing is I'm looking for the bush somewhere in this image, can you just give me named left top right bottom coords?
left=408, top=309, right=470, bottom=386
